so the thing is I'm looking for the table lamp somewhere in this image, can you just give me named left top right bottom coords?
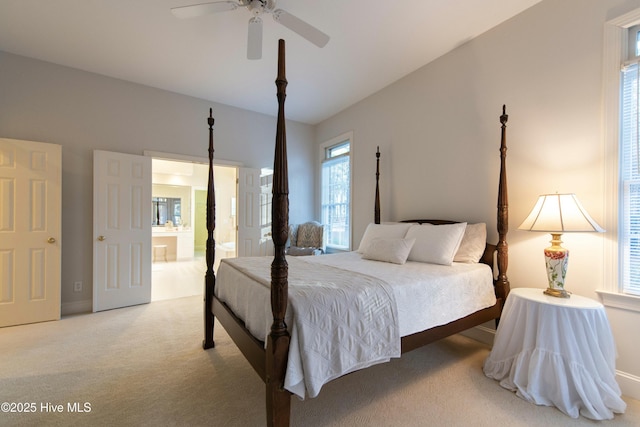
left=518, top=193, right=604, bottom=298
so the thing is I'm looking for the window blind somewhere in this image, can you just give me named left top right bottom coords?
left=620, top=61, right=640, bottom=295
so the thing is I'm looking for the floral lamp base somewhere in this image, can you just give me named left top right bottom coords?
left=543, top=233, right=571, bottom=298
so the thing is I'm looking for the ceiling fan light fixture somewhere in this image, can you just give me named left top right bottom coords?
left=247, top=0, right=274, bottom=15
left=247, top=1, right=264, bottom=15
left=171, top=0, right=329, bottom=59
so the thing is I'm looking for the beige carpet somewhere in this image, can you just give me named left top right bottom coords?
left=1, top=296, right=638, bottom=427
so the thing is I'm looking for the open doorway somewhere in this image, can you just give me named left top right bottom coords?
left=150, top=158, right=237, bottom=301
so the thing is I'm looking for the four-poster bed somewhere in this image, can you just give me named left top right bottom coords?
left=203, top=39, right=510, bottom=427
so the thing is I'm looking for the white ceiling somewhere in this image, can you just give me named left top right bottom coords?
left=0, top=0, right=542, bottom=125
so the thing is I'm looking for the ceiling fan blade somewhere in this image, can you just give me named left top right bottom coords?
left=171, top=1, right=239, bottom=19
left=272, top=9, right=329, bottom=48
left=247, top=17, right=263, bottom=60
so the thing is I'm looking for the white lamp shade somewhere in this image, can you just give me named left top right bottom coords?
left=518, top=193, right=605, bottom=233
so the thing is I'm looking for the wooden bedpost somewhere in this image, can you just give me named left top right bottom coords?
left=203, top=108, right=216, bottom=350
left=266, top=39, right=292, bottom=427
left=496, top=105, right=510, bottom=302
left=375, top=146, right=381, bottom=224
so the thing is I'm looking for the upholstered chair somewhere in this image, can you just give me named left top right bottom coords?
left=286, top=221, right=325, bottom=256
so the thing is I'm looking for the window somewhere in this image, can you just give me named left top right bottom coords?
left=321, top=134, right=352, bottom=250
left=260, top=169, right=273, bottom=240
left=620, top=25, right=640, bottom=296
left=600, top=9, right=640, bottom=310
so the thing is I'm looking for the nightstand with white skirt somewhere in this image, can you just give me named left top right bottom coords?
left=483, top=287, right=626, bottom=420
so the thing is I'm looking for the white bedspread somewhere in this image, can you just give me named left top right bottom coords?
left=215, top=252, right=496, bottom=399
left=219, top=256, right=400, bottom=399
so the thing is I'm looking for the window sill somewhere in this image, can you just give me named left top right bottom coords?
left=596, top=290, right=640, bottom=313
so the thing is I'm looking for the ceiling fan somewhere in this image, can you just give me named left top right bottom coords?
left=171, top=0, right=330, bottom=60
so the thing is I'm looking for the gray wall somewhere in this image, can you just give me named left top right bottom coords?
left=315, top=0, right=640, bottom=398
left=0, top=50, right=315, bottom=307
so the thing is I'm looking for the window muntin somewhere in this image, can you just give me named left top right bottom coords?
left=327, top=142, right=350, bottom=158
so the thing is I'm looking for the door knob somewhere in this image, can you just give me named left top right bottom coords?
left=47, top=237, right=56, bottom=244
left=97, top=235, right=106, bottom=241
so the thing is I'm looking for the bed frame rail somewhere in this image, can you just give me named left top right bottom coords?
left=213, top=298, right=267, bottom=380
left=402, top=304, right=502, bottom=353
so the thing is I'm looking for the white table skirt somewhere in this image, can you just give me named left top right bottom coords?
left=483, top=288, right=626, bottom=420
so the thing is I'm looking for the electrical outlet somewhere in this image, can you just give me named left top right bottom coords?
left=73, top=281, right=82, bottom=292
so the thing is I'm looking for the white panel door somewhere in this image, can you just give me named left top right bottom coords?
left=93, top=150, right=151, bottom=312
left=237, top=168, right=261, bottom=257
left=0, top=138, right=61, bottom=327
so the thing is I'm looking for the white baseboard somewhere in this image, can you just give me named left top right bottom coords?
left=61, top=299, right=92, bottom=316
left=460, top=323, right=496, bottom=346
left=617, top=370, right=640, bottom=401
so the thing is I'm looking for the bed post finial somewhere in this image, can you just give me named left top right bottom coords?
left=375, top=146, right=381, bottom=224
left=203, top=108, right=216, bottom=350
left=496, top=105, right=510, bottom=302
left=267, top=38, right=292, bottom=427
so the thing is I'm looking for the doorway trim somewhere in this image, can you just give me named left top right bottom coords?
left=143, top=150, right=242, bottom=167
left=147, top=151, right=241, bottom=302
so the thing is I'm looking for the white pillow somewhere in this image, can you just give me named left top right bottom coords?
left=362, top=237, right=416, bottom=265
left=406, top=222, right=467, bottom=265
left=357, top=222, right=412, bottom=253
left=454, top=223, right=487, bottom=263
